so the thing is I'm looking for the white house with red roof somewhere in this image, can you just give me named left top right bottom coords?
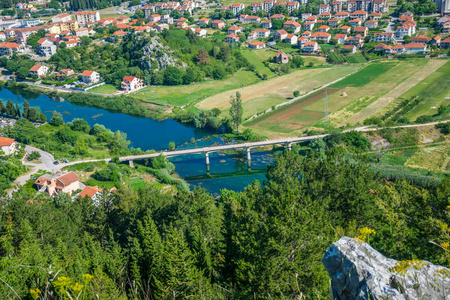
left=0, top=137, right=16, bottom=155
left=212, top=20, right=226, bottom=28
left=81, top=70, right=100, bottom=84
left=193, top=27, right=207, bottom=37
left=311, top=32, right=331, bottom=43
left=35, top=171, right=82, bottom=196
left=343, top=44, right=357, bottom=53
left=303, top=21, right=315, bottom=31
left=228, top=26, right=242, bottom=35
left=283, top=20, right=301, bottom=33
left=335, top=11, right=350, bottom=20
left=248, top=29, right=270, bottom=39
left=274, top=29, right=288, bottom=40
left=373, top=32, right=394, bottom=43
left=334, top=33, right=347, bottom=44
left=328, top=18, right=341, bottom=27
left=30, top=64, right=48, bottom=77
left=261, top=20, right=272, bottom=28
left=301, top=41, right=319, bottom=53
left=441, top=37, right=450, bottom=48
left=231, top=3, right=245, bottom=16
left=365, top=19, right=378, bottom=28
left=248, top=41, right=265, bottom=49
left=121, top=76, right=144, bottom=93
left=240, top=15, right=261, bottom=23
left=285, top=34, right=298, bottom=44
left=318, top=4, right=331, bottom=14
left=226, top=33, right=239, bottom=43
left=275, top=51, right=289, bottom=64
left=350, top=10, right=368, bottom=21
left=78, top=186, right=103, bottom=202
left=198, top=17, right=210, bottom=25
left=74, top=11, right=100, bottom=25
left=52, top=13, right=72, bottom=23
left=287, top=1, right=299, bottom=13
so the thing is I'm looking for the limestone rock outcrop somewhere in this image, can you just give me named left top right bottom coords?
left=322, top=236, right=450, bottom=300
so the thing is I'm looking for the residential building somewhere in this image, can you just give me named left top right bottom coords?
left=287, top=1, right=299, bottom=14
left=283, top=20, right=301, bottom=33
left=349, top=18, right=362, bottom=26
left=402, top=42, right=428, bottom=54
left=339, top=25, right=352, bottom=33
left=78, top=185, right=103, bottom=202
left=301, top=41, right=319, bottom=53
left=320, top=12, right=332, bottom=19
left=231, top=3, right=245, bottom=16
left=0, top=32, right=5, bottom=40
left=318, top=25, right=330, bottom=32
left=121, top=76, right=144, bottom=93
left=72, top=27, right=88, bottom=37
left=38, top=38, right=56, bottom=56
left=441, top=37, right=450, bottom=48
left=116, top=16, right=130, bottom=24
left=396, top=24, right=413, bottom=40
left=30, top=64, right=48, bottom=77
left=431, top=36, right=441, bottom=47
left=328, top=18, right=341, bottom=27
left=330, top=1, right=343, bottom=12
left=176, top=21, right=188, bottom=29
left=248, top=41, right=266, bottom=49
left=81, top=70, right=100, bottom=84
left=350, top=10, right=368, bottom=20
left=250, top=2, right=263, bottom=12
left=263, top=0, right=277, bottom=12
left=248, top=28, right=270, bottom=39
left=303, top=21, right=315, bottom=31
left=370, top=12, right=382, bottom=19
left=373, top=32, right=394, bottom=42
left=285, top=34, right=298, bottom=44
left=274, top=29, right=288, bottom=40
left=409, top=35, right=431, bottom=44
left=212, top=20, right=226, bottom=28
left=65, top=40, right=80, bottom=47
left=301, top=31, right=311, bottom=37
left=270, top=14, right=286, bottom=20
left=52, top=13, right=72, bottom=23
left=354, top=26, right=368, bottom=36
left=0, top=137, right=16, bottom=155
left=305, top=15, right=317, bottom=23
left=226, top=33, right=240, bottom=43
left=301, top=13, right=312, bottom=21
left=193, top=28, right=207, bottom=37
left=334, top=33, right=347, bottom=44
left=58, top=69, right=74, bottom=76
left=149, top=14, right=161, bottom=22
left=198, top=17, right=210, bottom=25
left=343, top=44, right=357, bottom=53
left=261, top=20, right=272, bottom=28
left=74, top=11, right=100, bottom=25
left=275, top=51, right=289, bottom=63
left=318, top=4, right=331, bottom=14
left=228, top=26, right=242, bottom=35
left=311, top=32, right=331, bottom=42
left=374, top=43, right=387, bottom=51
left=35, top=171, right=81, bottom=196
left=345, top=35, right=364, bottom=46
left=241, top=15, right=261, bottom=23
left=365, top=19, right=378, bottom=28
left=335, top=11, right=350, bottom=20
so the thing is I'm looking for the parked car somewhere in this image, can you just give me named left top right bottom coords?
left=53, top=160, right=59, bottom=165
left=61, top=159, right=69, bottom=163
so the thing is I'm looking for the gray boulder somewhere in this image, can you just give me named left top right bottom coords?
left=322, top=236, right=450, bottom=300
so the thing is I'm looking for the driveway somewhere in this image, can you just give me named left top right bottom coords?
left=384, top=17, right=397, bottom=33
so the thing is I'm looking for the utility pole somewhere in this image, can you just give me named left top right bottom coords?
left=324, top=88, right=329, bottom=129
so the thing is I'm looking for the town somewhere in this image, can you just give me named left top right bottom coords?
left=0, top=0, right=449, bottom=94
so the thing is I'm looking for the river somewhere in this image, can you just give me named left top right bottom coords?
left=0, top=87, right=274, bottom=193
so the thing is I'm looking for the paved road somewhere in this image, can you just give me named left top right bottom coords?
left=384, top=17, right=397, bottom=33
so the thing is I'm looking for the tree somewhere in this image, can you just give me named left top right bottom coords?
left=23, top=100, right=29, bottom=119
left=229, top=91, right=243, bottom=133
left=17, top=66, right=30, bottom=79
left=50, top=111, right=64, bottom=126
left=0, top=100, right=5, bottom=116
left=164, top=66, right=183, bottom=85
left=15, top=101, right=20, bottom=118
left=169, top=141, right=175, bottom=150
left=135, top=9, right=144, bottom=19
left=5, top=99, right=15, bottom=116
left=196, top=48, right=210, bottom=64
left=293, top=90, right=300, bottom=97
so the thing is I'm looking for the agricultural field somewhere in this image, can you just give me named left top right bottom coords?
left=131, top=70, right=260, bottom=107
left=405, top=144, right=450, bottom=173
left=245, top=59, right=449, bottom=137
left=196, top=64, right=361, bottom=120
left=241, top=49, right=276, bottom=78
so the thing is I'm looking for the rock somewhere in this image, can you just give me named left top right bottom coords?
left=322, top=236, right=450, bottom=300
left=141, top=38, right=187, bottom=71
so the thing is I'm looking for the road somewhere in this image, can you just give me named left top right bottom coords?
left=384, top=16, right=397, bottom=33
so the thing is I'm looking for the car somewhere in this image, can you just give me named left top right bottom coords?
left=53, top=161, right=59, bottom=165
left=61, top=159, right=69, bottom=163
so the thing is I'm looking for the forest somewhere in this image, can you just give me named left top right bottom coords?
left=0, top=147, right=449, bottom=299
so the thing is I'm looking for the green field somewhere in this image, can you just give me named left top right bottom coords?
left=241, top=49, right=276, bottom=78
left=131, top=70, right=260, bottom=107
left=89, top=84, right=120, bottom=95
left=332, top=62, right=397, bottom=87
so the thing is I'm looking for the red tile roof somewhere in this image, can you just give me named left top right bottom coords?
left=0, top=137, right=15, bottom=147
left=30, top=64, right=42, bottom=72
left=57, top=171, right=79, bottom=186
left=79, top=186, right=102, bottom=199
left=82, top=70, right=94, bottom=76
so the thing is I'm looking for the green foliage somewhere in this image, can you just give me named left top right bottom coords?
left=229, top=91, right=243, bottom=133
left=27, top=151, right=41, bottom=161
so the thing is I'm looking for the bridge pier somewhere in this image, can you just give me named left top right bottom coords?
left=205, top=152, right=210, bottom=173
left=287, top=143, right=292, bottom=151
left=247, top=148, right=251, bottom=169
left=129, top=160, right=134, bottom=167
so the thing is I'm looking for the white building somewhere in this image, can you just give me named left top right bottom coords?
left=52, top=13, right=72, bottom=23
left=30, top=64, right=48, bottom=77
left=81, top=70, right=100, bottom=84
left=121, top=76, right=144, bottom=92
left=0, top=137, right=16, bottom=155
left=74, top=11, right=100, bottom=25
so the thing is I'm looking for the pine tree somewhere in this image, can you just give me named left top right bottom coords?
left=15, top=101, right=21, bottom=118
left=23, top=100, right=29, bottom=120
left=0, top=101, right=5, bottom=116
left=5, top=100, right=15, bottom=116
left=229, top=92, right=243, bottom=133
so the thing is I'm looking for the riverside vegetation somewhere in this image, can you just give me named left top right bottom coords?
left=1, top=137, right=450, bottom=299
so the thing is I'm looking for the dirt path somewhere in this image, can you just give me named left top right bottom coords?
left=344, top=59, right=448, bottom=125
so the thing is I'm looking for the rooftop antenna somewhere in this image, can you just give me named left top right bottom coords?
left=324, top=87, right=328, bottom=129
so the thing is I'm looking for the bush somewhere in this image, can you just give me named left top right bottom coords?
left=27, top=151, right=41, bottom=161
left=293, top=90, right=300, bottom=97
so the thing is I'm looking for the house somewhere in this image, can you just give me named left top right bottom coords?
left=59, top=69, right=74, bottom=76
left=328, top=18, right=341, bottom=27
left=275, top=51, right=289, bottom=63
left=263, top=0, right=277, bottom=12
left=78, top=185, right=103, bottom=202
left=250, top=2, right=263, bottom=12
left=303, top=21, right=315, bottom=31
left=374, top=43, right=387, bottom=51
left=440, top=20, right=450, bottom=35
left=350, top=10, right=368, bottom=21
left=274, top=29, right=288, bottom=40
left=283, top=21, right=301, bottom=33
left=311, top=32, right=331, bottom=43
left=335, top=11, right=350, bottom=20
left=334, top=33, right=347, bottom=44
left=370, top=12, right=382, bottom=20
left=52, top=13, right=72, bottom=23
left=226, top=33, right=239, bottom=43
left=0, top=32, right=6, bottom=41
left=241, top=15, right=261, bottom=24
left=72, top=27, right=89, bottom=37
left=305, top=15, right=317, bottom=23
left=298, top=36, right=308, bottom=45
left=270, top=14, right=286, bottom=20
left=65, top=40, right=80, bottom=48
left=228, top=26, right=242, bottom=35
left=301, top=13, right=312, bottom=21
left=116, top=15, right=130, bottom=24
left=430, top=36, right=441, bottom=47
left=248, top=28, right=270, bottom=39
left=212, top=20, right=226, bottom=28
left=38, top=38, right=56, bottom=56
left=441, top=37, right=450, bottom=48
left=154, top=24, right=170, bottom=32
left=287, top=1, right=300, bottom=14
left=301, top=41, right=319, bottom=53
left=194, top=28, right=207, bottom=37
left=81, top=70, right=100, bottom=84
left=98, top=17, right=115, bottom=26
left=231, top=3, right=245, bottom=16
left=261, top=20, right=272, bottom=28
left=0, top=137, right=16, bottom=155
left=121, top=76, right=144, bottom=93
left=349, top=19, right=362, bottom=27
left=365, top=19, right=378, bottom=28
left=149, top=14, right=161, bottom=22
left=373, top=32, right=394, bottom=42
left=113, top=30, right=127, bottom=37
left=176, top=21, right=188, bottom=29
left=248, top=41, right=265, bottom=49
left=345, top=35, right=364, bottom=46
left=302, top=31, right=311, bottom=38
left=198, top=17, right=210, bottom=26
left=342, top=44, right=357, bottom=53
left=395, top=25, right=412, bottom=40
left=318, top=4, right=331, bottom=14
left=320, top=12, right=332, bottom=19
left=285, top=34, right=298, bottom=44
left=339, top=25, right=351, bottom=33
left=35, top=171, right=81, bottom=196
left=74, top=11, right=100, bottom=25
left=402, top=42, right=428, bottom=54
left=354, top=26, right=368, bottom=36
left=330, top=1, right=343, bottom=12
left=318, top=25, right=330, bottom=32
left=409, top=35, right=431, bottom=44
left=30, top=64, right=48, bottom=77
